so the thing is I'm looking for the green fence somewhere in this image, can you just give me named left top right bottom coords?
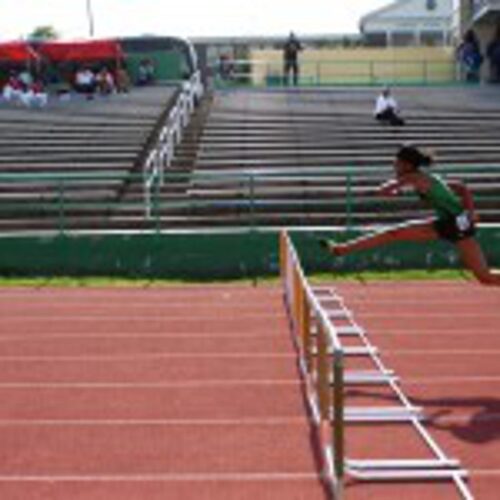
left=1, top=165, right=500, bottom=235
left=213, top=59, right=460, bottom=87
left=0, top=167, right=499, bottom=278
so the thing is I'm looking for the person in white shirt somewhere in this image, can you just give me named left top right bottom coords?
left=20, top=80, right=48, bottom=108
left=2, top=72, right=24, bottom=103
left=74, top=68, right=96, bottom=99
left=18, top=70, right=33, bottom=89
left=374, top=87, right=405, bottom=126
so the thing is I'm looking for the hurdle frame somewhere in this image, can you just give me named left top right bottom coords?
left=280, top=229, right=474, bottom=500
left=280, top=229, right=345, bottom=499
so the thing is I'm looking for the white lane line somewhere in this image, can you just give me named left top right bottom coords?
left=366, top=330, right=500, bottom=336
left=0, top=418, right=307, bottom=427
left=428, top=413, right=500, bottom=424
left=470, top=469, right=500, bottom=477
left=0, top=380, right=301, bottom=389
left=0, top=472, right=319, bottom=482
left=359, top=313, right=500, bottom=319
left=0, top=332, right=285, bottom=341
left=404, top=376, right=500, bottom=385
left=345, top=299, right=500, bottom=305
left=0, top=305, right=282, bottom=311
left=0, top=313, right=281, bottom=321
left=384, top=350, right=500, bottom=356
left=0, top=353, right=295, bottom=361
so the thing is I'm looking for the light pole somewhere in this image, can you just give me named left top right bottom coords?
left=86, top=0, right=95, bottom=37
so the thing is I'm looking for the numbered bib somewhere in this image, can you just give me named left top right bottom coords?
left=456, top=212, right=471, bottom=232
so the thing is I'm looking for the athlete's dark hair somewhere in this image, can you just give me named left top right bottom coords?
left=396, top=144, right=434, bottom=169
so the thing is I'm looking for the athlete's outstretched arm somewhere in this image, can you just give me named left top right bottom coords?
left=378, top=173, right=428, bottom=197
left=378, top=179, right=404, bottom=196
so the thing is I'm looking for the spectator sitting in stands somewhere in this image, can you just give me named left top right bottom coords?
left=2, top=72, right=24, bottom=103
left=74, top=67, right=96, bottom=99
left=137, top=59, right=155, bottom=86
left=20, top=80, right=48, bottom=108
left=115, top=65, right=130, bottom=93
left=18, top=69, right=33, bottom=90
left=374, top=87, right=405, bottom=126
left=96, top=67, right=115, bottom=95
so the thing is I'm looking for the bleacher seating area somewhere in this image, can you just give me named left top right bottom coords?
left=1, top=84, right=500, bottom=232
left=169, top=85, right=500, bottom=227
left=0, top=86, right=178, bottom=231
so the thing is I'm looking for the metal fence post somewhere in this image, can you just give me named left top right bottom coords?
left=249, top=172, right=256, bottom=231
left=154, top=171, right=161, bottom=234
left=345, top=170, right=354, bottom=233
left=333, top=348, right=345, bottom=499
left=58, top=180, right=65, bottom=236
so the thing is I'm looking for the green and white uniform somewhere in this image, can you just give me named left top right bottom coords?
left=419, top=173, right=475, bottom=241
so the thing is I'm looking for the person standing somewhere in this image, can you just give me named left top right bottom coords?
left=486, top=25, right=500, bottom=83
left=457, top=30, right=483, bottom=83
left=283, top=32, right=303, bottom=86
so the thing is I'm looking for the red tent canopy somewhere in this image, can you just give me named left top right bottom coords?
left=0, top=41, right=38, bottom=62
left=38, top=39, right=123, bottom=62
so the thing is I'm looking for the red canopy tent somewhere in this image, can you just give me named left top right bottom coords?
left=37, top=39, right=123, bottom=62
left=0, top=41, right=38, bottom=62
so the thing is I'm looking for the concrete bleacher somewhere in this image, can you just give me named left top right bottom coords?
left=145, top=85, right=500, bottom=228
left=0, top=85, right=179, bottom=231
left=1, top=84, right=500, bottom=231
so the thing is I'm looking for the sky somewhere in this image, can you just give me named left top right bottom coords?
left=0, top=0, right=391, bottom=41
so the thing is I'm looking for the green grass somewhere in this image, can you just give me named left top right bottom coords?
left=0, top=269, right=474, bottom=288
left=309, top=268, right=472, bottom=283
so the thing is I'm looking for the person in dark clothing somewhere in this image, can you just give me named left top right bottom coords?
left=486, top=25, right=500, bottom=83
left=283, top=32, right=302, bottom=86
left=457, top=30, right=483, bottom=83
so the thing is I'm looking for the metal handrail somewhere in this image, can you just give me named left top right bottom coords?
left=143, top=71, right=204, bottom=218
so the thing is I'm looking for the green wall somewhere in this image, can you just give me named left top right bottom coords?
left=0, top=227, right=499, bottom=280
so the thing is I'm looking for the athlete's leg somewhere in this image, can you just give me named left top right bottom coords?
left=456, top=238, right=500, bottom=286
left=325, top=219, right=438, bottom=256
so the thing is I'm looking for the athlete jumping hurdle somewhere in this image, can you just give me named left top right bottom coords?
left=320, top=144, right=500, bottom=286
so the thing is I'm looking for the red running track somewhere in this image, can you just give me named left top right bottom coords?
left=336, top=280, right=500, bottom=500
left=0, top=285, right=327, bottom=500
left=1, top=282, right=497, bottom=499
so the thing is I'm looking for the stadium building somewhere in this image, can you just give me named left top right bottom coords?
left=360, top=0, right=454, bottom=46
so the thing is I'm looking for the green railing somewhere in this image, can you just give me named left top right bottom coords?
left=1, top=164, right=500, bottom=236
left=212, top=59, right=460, bottom=87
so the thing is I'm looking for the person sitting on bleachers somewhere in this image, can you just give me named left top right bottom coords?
left=137, top=59, right=155, bottom=86
left=20, top=79, right=48, bottom=108
left=74, top=67, right=96, bottom=99
left=2, top=72, right=24, bottom=103
left=96, top=67, right=115, bottom=95
left=18, top=69, right=33, bottom=90
left=374, top=87, right=405, bottom=126
left=115, top=65, right=130, bottom=93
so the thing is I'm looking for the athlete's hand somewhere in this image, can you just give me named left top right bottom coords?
left=378, top=182, right=399, bottom=197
